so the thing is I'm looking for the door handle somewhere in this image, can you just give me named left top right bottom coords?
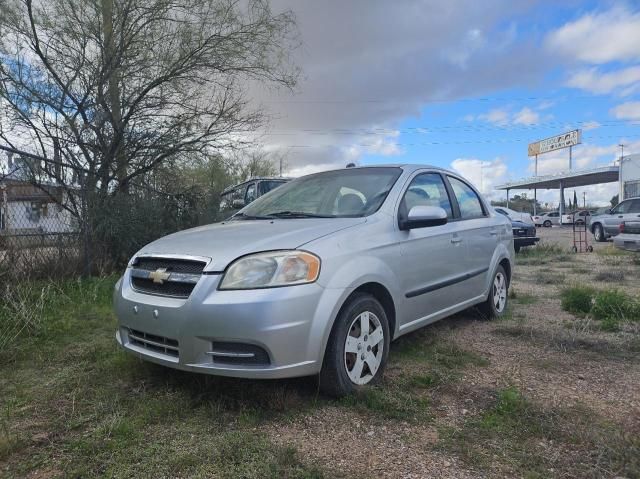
left=490, top=229, right=498, bottom=236
left=451, top=236, right=462, bottom=244
left=618, top=215, right=623, bottom=218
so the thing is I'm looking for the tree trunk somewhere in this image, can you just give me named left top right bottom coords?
left=102, top=0, right=127, bottom=193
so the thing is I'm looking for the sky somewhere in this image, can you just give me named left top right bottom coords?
left=250, top=0, right=640, bottom=207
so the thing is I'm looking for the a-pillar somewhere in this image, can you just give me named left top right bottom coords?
left=506, top=188, right=510, bottom=208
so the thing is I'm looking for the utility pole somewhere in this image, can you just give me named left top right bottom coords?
left=619, top=144, right=624, bottom=162
left=533, top=154, right=538, bottom=216
left=583, top=191, right=586, bottom=208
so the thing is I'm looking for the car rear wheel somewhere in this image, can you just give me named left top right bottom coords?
left=593, top=223, right=606, bottom=242
left=543, top=220, right=551, bottom=227
left=319, top=293, right=390, bottom=397
left=477, top=265, right=509, bottom=320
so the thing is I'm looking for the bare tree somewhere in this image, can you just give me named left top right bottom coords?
left=0, top=0, right=297, bottom=195
left=0, top=0, right=298, bottom=270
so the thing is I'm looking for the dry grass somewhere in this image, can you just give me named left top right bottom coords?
left=1, top=226, right=639, bottom=478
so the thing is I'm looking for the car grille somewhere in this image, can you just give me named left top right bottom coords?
left=130, top=256, right=207, bottom=298
left=513, top=227, right=536, bottom=238
left=128, top=328, right=179, bottom=358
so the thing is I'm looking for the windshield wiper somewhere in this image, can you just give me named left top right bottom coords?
left=231, top=212, right=276, bottom=220
left=266, top=211, right=336, bottom=218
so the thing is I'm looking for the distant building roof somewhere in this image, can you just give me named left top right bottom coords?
left=495, top=165, right=619, bottom=190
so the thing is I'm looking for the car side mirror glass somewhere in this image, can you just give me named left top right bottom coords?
left=232, top=199, right=245, bottom=209
left=400, top=206, right=448, bottom=230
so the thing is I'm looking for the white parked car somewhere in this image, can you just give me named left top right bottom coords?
left=561, top=210, right=592, bottom=226
left=535, top=211, right=560, bottom=227
left=493, top=207, right=534, bottom=225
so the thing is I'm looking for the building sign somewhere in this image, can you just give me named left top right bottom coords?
left=528, top=129, right=581, bottom=156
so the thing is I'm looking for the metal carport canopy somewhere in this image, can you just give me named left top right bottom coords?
left=495, top=165, right=619, bottom=190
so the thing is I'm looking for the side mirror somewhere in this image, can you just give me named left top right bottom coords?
left=399, top=206, right=448, bottom=230
left=232, top=199, right=245, bottom=209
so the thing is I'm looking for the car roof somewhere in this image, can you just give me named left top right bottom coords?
left=221, top=177, right=291, bottom=194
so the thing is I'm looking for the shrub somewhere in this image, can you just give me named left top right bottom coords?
left=591, top=290, right=640, bottom=330
left=560, top=286, right=595, bottom=317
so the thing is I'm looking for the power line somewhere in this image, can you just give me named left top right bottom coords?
left=274, top=133, right=640, bottom=149
left=262, top=94, right=612, bottom=105
left=233, top=119, right=639, bottom=137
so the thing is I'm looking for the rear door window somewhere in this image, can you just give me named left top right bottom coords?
left=447, top=176, right=485, bottom=219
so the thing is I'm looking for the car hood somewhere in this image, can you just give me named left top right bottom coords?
left=134, top=218, right=366, bottom=272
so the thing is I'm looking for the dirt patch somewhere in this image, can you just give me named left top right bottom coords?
left=265, top=406, right=484, bottom=479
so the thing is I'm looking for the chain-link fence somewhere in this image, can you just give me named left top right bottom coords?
left=0, top=178, right=224, bottom=284
left=0, top=179, right=82, bottom=281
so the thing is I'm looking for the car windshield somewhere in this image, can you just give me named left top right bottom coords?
left=236, top=167, right=402, bottom=219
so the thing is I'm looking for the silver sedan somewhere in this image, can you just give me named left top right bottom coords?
left=114, top=165, right=514, bottom=396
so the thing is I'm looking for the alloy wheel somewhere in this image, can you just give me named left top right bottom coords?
left=493, top=272, right=507, bottom=313
left=344, top=311, right=384, bottom=385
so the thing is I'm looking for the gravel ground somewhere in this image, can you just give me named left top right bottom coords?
left=263, top=227, right=640, bottom=478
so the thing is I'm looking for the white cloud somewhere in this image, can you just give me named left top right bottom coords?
left=610, top=101, right=640, bottom=120
left=512, top=107, right=539, bottom=125
left=546, top=6, right=640, bottom=64
left=478, top=108, right=510, bottom=125
left=445, top=28, right=487, bottom=68
left=251, top=0, right=549, bottom=171
left=582, top=121, right=601, bottom=131
left=566, top=66, right=640, bottom=95
left=475, top=105, right=547, bottom=126
left=450, top=157, right=508, bottom=198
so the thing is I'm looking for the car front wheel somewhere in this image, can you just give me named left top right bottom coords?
left=543, top=220, right=551, bottom=227
left=320, top=293, right=390, bottom=397
left=593, top=223, right=606, bottom=242
left=478, top=265, right=509, bottom=320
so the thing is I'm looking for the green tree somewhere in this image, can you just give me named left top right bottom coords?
left=610, top=194, right=619, bottom=207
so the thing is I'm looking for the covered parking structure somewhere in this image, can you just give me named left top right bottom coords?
left=495, top=165, right=619, bottom=217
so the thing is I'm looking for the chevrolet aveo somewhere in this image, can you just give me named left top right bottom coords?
left=114, top=165, right=514, bottom=396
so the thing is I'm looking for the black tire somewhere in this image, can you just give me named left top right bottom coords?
left=593, top=223, right=606, bottom=242
left=543, top=220, right=552, bottom=228
left=571, top=245, right=578, bottom=253
left=587, top=245, right=593, bottom=253
left=477, top=265, right=509, bottom=320
left=319, top=293, right=390, bottom=397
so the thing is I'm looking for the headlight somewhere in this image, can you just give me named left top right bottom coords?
left=219, top=251, right=320, bottom=290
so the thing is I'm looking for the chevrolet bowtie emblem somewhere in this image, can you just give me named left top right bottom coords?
left=149, top=268, right=170, bottom=284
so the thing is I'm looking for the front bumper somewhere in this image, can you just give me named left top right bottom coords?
left=514, top=236, right=540, bottom=248
left=114, top=271, right=340, bottom=379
